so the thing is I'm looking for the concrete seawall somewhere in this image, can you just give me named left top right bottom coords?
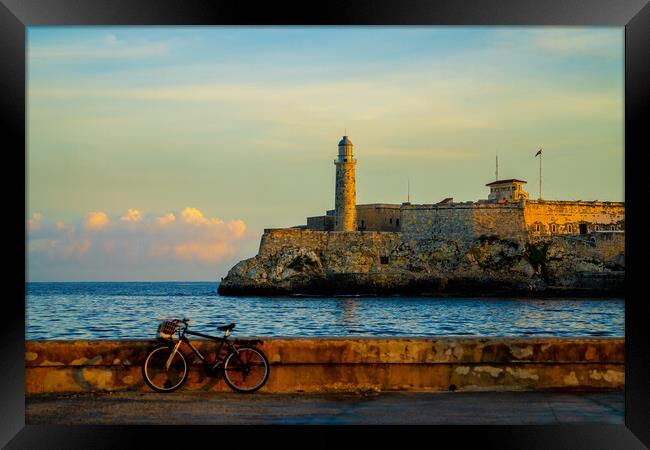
left=25, top=337, right=624, bottom=394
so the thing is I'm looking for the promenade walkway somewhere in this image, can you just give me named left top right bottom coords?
left=26, top=391, right=624, bottom=425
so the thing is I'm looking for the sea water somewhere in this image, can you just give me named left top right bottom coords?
left=26, top=282, right=624, bottom=340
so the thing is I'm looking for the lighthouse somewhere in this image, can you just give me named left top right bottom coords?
left=334, top=135, right=357, bottom=231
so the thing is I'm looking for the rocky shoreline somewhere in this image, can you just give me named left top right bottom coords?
left=217, top=229, right=624, bottom=297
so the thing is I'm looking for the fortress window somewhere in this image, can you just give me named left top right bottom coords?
left=595, top=225, right=600, bottom=231
left=389, top=218, right=393, bottom=224
left=380, top=256, right=389, bottom=265
left=396, top=219, right=400, bottom=227
left=535, top=224, right=540, bottom=232
left=611, top=225, right=616, bottom=230
left=360, top=219, right=365, bottom=229
left=567, top=225, right=573, bottom=233
left=579, top=224, right=587, bottom=234
left=551, top=224, right=556, bottom=233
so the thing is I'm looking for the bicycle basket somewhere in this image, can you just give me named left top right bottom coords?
left=157, top=320, right=179, bottom=340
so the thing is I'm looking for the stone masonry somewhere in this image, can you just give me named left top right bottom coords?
left=334, top=136, right=356, bottom=231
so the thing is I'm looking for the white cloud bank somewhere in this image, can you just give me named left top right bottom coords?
left=26, top=208, right=252, bottom=281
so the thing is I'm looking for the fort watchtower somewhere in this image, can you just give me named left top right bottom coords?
left=334, top=135, right=356, bottom=231
left=486, top=179, right=529, bottom=202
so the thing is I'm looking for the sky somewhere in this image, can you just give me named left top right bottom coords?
left=26, top=26, right=624, bottom=281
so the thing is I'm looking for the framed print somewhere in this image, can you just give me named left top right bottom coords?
left=3, top=0, right=649, bottom=447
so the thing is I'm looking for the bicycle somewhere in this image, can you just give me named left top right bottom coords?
left=141, top=318, right=270, bottom=393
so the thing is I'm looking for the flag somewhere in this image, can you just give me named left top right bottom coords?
left=535, top=148, right=543, bottom=157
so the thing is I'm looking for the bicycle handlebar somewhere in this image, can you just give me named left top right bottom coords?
left=169, top=318, right=190, bottom=324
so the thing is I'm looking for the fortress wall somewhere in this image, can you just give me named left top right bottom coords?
left=401, top=206, right=474, bottom=241
left=356, top=205, right=401, bottom=231
left=471, top=205, right=527, bottom=242
left=305, top=202, right=625, bottom=238
left=259, top=228, right=401, bottom=272
left=524, top=201, right=625, bottom=235
left=260, top=228, right=330, bottom=256
left=308, top=206, right=401, bottom=232
left=306, top=215, right=334, bottom=231
left=321, top=232, right=402, bottom=274
left=401, top=204, right=526, bottom=244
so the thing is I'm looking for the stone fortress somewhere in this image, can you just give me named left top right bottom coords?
left=306, top=136, right=623, bottom=238
left=218, top=136, right=625, bottom=296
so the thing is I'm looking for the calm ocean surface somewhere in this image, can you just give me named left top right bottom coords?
left=26, top=282, right=624, bottom=340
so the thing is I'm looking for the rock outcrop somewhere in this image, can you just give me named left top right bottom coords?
left=218, top=229, right=624, bottom=296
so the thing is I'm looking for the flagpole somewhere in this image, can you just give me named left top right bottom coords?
left=539, top=150, right=543, bottom=200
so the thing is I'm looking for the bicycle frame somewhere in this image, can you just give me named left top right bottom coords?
left=163, top=325, right=249, bottom=373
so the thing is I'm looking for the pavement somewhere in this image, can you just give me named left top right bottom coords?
left=25, top=390, right=624, bottom=425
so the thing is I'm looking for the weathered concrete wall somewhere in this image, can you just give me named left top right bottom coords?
left=524, top=200, right=625, bottom=235
left=25, top=338, right=624, bottom=394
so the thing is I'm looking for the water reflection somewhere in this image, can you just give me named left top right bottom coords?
left=337, top=297, right=360, bottom=329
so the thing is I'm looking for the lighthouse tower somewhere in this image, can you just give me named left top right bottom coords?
left=334, top=135, right=356, bottom=231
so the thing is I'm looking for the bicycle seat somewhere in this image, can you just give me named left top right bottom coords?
left=217, top=323, right=236, bottom=331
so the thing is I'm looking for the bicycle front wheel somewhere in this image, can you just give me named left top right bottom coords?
left=223, top=346, right=270, bottom=393
left=142, top=345, right=189, bottom=393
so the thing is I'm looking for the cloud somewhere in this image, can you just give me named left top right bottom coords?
left=60, top=238, right=92, bottom=259
left=85, top=212, right=110, bottom=231
left=120, top=208, right=143, bottom=222
left=226, top=220, right=247, bottom=239
left=156, top=212, right=176, bottom=225
left=179, top=207, right=227, bottom=227
left=173, top=241, right=232, bottom=263
left=27, top=207, right=252, bottom=278
left=26, top=212, right=42, bottom=231
left=180, top=207, right=208, bottom=224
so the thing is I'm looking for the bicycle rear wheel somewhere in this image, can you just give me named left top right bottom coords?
left=223, top=346, right=270, bottom=393
left=142, top=345, right=189, bottom=393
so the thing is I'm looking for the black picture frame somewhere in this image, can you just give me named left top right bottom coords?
left=3, top=0, right=648, bottom=447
